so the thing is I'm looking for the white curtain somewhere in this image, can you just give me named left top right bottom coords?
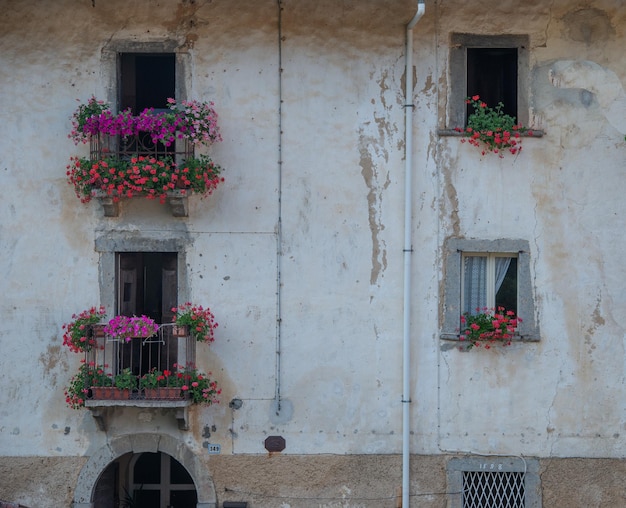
left=463, top=256, right=512, bottom=314
left=463, top=256, right=487, bottom=314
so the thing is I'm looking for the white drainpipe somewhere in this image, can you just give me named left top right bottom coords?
left=402, top=2, right=425, bottom=506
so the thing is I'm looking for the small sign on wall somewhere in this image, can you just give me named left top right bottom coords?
left=206, top=443, right=221, bottom=454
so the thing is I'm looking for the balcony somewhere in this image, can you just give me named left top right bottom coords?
left=89, top=134, right=194, bottom=217
left=84, top=323, right=195, bottom=430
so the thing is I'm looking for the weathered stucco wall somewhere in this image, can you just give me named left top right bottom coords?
left=2, top=455, right=626, bottom=507
left=0, top=0, right=625, bottom=506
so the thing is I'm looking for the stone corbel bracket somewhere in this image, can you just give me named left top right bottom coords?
left=93, top=190, right=189, bottom=217
left=85, top=400, right=191, bottom=431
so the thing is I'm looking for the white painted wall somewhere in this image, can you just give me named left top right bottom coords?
left=0, top=0, right=624, bottom=464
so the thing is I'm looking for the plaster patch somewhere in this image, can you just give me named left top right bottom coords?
left=358, top=130, right=388, bottom=286
left=550, top=59, right=626, bottom=134
left=562, top=8, right=614, bottom=44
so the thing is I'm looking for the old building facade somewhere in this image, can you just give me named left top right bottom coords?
left=0, top=1, right=625, bottom=507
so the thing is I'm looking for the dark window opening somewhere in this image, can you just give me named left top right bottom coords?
left=120, top=53, right=175, bottom=113
left=466, top=47, right=518, bottom=122
left=118, top=53, right=176, bottom=157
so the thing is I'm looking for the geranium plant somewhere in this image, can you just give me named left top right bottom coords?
left=67, top=96, right=225, bottom=204
left=172, top=302, right=218, bottom=343
left=114, top=368, right=137, bottom=390
left=455, top=95, right=532, bottom=157
left=62, top=305, right=107, bottom=353
left=460, top=306, right=522, bottom=350
left=64, top=361, right=112, bottom=409
left=67, top=154, right=223, bottom=204
left=139, top=368, right=174, bottom=389
left=104, top=315, right=159, bottom=342
left=171, top=363, right=220, bottom=405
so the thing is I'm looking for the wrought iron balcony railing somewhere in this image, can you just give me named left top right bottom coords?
left=90, top=133, right=193, bottom=162
left=84, top=324, right=196, bottom=430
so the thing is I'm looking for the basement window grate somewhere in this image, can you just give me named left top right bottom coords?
left=446, top=456, right=541, bottom=508
left=462, top=470, right=525, bottom=508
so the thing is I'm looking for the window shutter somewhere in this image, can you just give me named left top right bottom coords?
left=118, top=254, right=139, bottom=316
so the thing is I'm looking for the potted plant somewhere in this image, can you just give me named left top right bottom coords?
left=172, top=363, right=220, bottom=405
left=67, top=154, right=223, bottom=205
left=113, top=368, right=137, bottom=398
left=64, top=362, right=112, bottom=409
left=104, top=315, right=159, bottom=342
left=140, top=368, right=181, bottom=400
left=455, top=95, right=533, bottom=157
left=172, top=303, right=218, bottom=343
left=62, top=306, right=107, bottom=353
left=460, top=306, right=522, bottom=350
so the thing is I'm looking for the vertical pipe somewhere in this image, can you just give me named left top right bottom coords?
left=275, top=0, right=284, bottom=413
left=402, top=2, right=425, bottom=507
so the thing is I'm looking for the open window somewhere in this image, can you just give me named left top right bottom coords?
left=448, top=34, right=529, bottom=128
left=98, top=42, right=191, bottom=161
left=441, top=239, right=539, bottom=341
left=116, top=252, right=180, bottom=376
left=120, top=53, right=175, bottom=114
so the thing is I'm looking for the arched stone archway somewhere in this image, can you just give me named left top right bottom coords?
left=72, top=433, right=216, bottom=508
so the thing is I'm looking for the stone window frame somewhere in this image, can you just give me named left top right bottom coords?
left=100, top=39, right=191, bottom=114
left=95, top=232, right=191, bottom=319
left=446, top=456, right=541, bottom=508
left=447, top=33, right=530, bottom=129
left=441, top=238, right=539, bottom=341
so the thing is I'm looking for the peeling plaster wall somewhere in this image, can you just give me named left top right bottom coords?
left=1, top=0, right=625, bottom=506
left=434, top=0, right=626, bottom=459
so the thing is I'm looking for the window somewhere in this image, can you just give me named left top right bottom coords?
left=447, top=457, right=542, bottom=508
left=462, top=253, right=518, bottom=315
left=95, top=234, right=193, bottom=378
left=99, top=41, right=190, bottom=161
left=441, top=239, right=539, bottom=341
left=120, top=53, right=175, bottom=114
left=101, top=40, right=188, bottom=113
left=117, top=252, right=179, bottom=376
left=448, top=34, right=529, bottom=128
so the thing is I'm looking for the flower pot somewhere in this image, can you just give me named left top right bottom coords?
left=144, top=387, right=183, bottom=400
left=90, top=387, right=130, bottom=400
left=90, top=324, right=106, bottom=338
left=172, top=325, right=189, bottom=337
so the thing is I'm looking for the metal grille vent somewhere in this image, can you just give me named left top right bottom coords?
left=462, top=471, right=525, bottom=508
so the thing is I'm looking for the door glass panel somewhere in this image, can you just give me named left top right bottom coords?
left=134, top=452, right=161, bottom=483
left=170, top=457, right=194, bottom=484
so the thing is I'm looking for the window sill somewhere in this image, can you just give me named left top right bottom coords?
left=440, top=334, right=540, bottom=343
left=437, top=128, right=545, bottom=138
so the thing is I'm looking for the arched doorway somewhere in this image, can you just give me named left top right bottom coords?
left=72, top=433, right=216, bottom=508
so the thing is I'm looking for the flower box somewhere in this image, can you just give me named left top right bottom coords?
left=144, top=387, right=185, bottom=400
left=90, top=387, right=130, bottom=401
